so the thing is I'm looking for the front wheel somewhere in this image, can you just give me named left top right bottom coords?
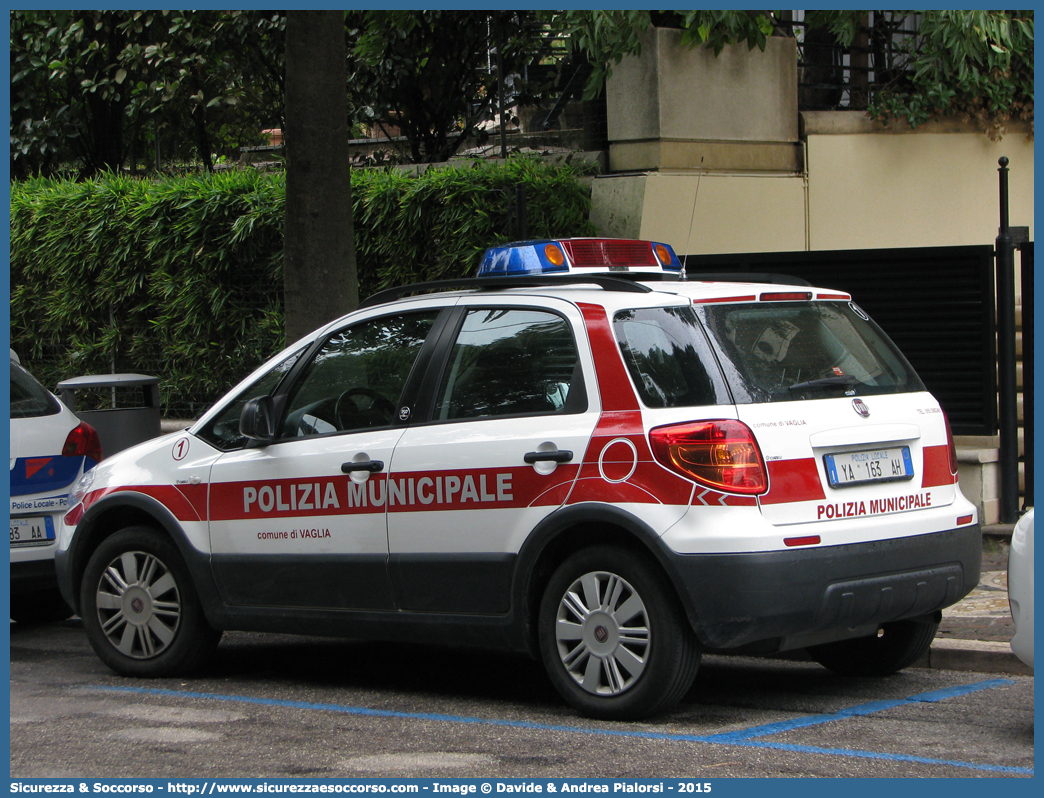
left=537, top=546, right=700, bottom=720
left=80, top=527, right=221, bottom=677
left=807, top=615, right=939, bottom=677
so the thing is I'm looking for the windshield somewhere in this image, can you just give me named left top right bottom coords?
left=694, top=301, right=924, bottom=403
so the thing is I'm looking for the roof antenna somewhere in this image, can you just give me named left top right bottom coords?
left=681, top=156, right=704, bottom=282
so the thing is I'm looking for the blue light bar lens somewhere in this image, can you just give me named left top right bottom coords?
left=477, top=242, right=569, bottom=276
left=651, top=242, right=683, bottom=271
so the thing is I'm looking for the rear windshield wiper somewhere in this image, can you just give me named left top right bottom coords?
left=787, top=375, right=857, bottom=392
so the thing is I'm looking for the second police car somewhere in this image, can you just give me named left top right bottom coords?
left=55, top=239, right=980, bottom=720
left=11, top=351, right=103, bottom=624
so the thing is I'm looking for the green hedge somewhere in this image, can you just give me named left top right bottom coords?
left=10, top=159, right=596, bottom=418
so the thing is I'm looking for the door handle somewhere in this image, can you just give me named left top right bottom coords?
left=341, top=460, right=384, bottom=474
left=524, top=450, right=573, bottom=465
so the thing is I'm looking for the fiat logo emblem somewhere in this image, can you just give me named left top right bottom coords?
left=852, top=398, right=870, bottom=418
left=594, top=625, right=609, bottom=643
left=131, top=598, right=144, bottom=614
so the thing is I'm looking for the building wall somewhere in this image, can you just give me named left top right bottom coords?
left=590, top=171, right=808, bottom=254
left=805, top=115, right=1034, bottom=251
left=591, top=116, right=1034, bottom=256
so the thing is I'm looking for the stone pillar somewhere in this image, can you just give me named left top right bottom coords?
left=606, top=29, right=801, bottom=173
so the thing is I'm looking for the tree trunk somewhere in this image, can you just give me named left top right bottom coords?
left=283, top=10, right=358, bottom=345
left=192, top=71, right=213, bottom=173
left=82, top=92, right=126, bottom=177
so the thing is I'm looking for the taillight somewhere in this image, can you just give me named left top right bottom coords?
left=943, top=410, right=958, bottom=477
left=63, top=422, right=104, bottom=464
left=649, top=420, right=767, bottom=495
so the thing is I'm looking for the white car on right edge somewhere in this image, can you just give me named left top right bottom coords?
left=1007, top=508, right=1033, bottom=669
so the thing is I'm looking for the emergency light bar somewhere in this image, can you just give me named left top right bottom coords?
left=477, top=238, right=682, bottom=277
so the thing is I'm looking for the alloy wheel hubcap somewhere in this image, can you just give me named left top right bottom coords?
left=554, top=570, right=650, bottom=696
left=95, top=550, right=181, bottom=659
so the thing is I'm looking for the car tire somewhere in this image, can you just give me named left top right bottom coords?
left=10, top=588, right=73, bottom=625
left=537, top=545, right=700, bottom=720
left=807, top=615, right=940, bottom=677
left=80, top=527, right=221, bottom=677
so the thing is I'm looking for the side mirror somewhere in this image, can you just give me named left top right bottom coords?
left=240, top=396, right=277, bottom=442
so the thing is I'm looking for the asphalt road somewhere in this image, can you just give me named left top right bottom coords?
left=9, top=619, right=1034, bottom=780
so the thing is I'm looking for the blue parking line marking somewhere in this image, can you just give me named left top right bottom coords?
left=726, top=739, right=1032, bottom=776
left=702, top=678, right=1016, bottom=743
left=84, top=681, right=1031, bottom=776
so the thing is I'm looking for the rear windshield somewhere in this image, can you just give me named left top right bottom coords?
left=694, top=301, right=924, bottom=403
left=11, top=362, right=62, bottom=419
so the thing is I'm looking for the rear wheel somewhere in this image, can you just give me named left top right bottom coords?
left=807, top=615, right=939, bottom=677
left=538, top=546, right=700, bottom=720
left=80, top=527, right=221, bottom=677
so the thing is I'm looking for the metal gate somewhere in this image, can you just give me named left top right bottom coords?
left=683, top=245, right=997, bottom=436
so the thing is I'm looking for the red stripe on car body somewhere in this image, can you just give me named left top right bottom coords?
left=759, top=458, right=826, bottom=504
left=921, top=445, right=958, bottom=487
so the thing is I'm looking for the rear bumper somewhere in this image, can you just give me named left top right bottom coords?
left=670, top=524, right=982, bottom=650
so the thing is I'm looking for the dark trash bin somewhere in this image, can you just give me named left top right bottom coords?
left=56, top=373, right=161, bottom=456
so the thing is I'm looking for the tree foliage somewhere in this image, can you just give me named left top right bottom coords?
left=11, top=10, right=569, bottom=173
left=10, top=10, right=285, bottom=178
left=837, top=11, right=1033, bottom=139
left=558, top=10, right=776, bottom=100
left=14, top=9, right=1030, bottom=175
left=562, top=9, right=1033, bottom=138
left=348, top=10, right=551, bottom=163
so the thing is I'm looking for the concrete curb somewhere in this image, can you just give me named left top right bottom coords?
left=924, top=638, right=1033, bottom=676
left=982, top=523, right=1017, bottom=540
left=777, top=640, right=1033, bottom=677
left=775, top=631, right=1032, bottom=677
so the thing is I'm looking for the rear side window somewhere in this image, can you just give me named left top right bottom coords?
left=436, top=308, right=584, bottom=420
left=695, top=301, right=924, bottom=403
left=613, top=307, right=731, bottom=408
left=10, top=363, right=61, bottom=419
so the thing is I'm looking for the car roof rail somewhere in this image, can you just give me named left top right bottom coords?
left=685, top=271, right=812, bottom=287
left=358, top=274, right=654, bottom=309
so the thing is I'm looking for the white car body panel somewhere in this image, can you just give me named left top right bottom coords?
left=1008, top=508, right=1034, bottom=669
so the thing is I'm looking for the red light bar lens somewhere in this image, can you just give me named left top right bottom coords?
left=760, top=292, right=813, bottom=302
left=561, top=239, right=658, bottom=269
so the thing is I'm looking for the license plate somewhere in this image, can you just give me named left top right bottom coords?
left=824, top=446, right=914, bottom=488
left=10, top=515, right=56, bottom=547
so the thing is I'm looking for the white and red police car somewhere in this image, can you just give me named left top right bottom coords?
left=56, top=238, right=980, bottom=719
